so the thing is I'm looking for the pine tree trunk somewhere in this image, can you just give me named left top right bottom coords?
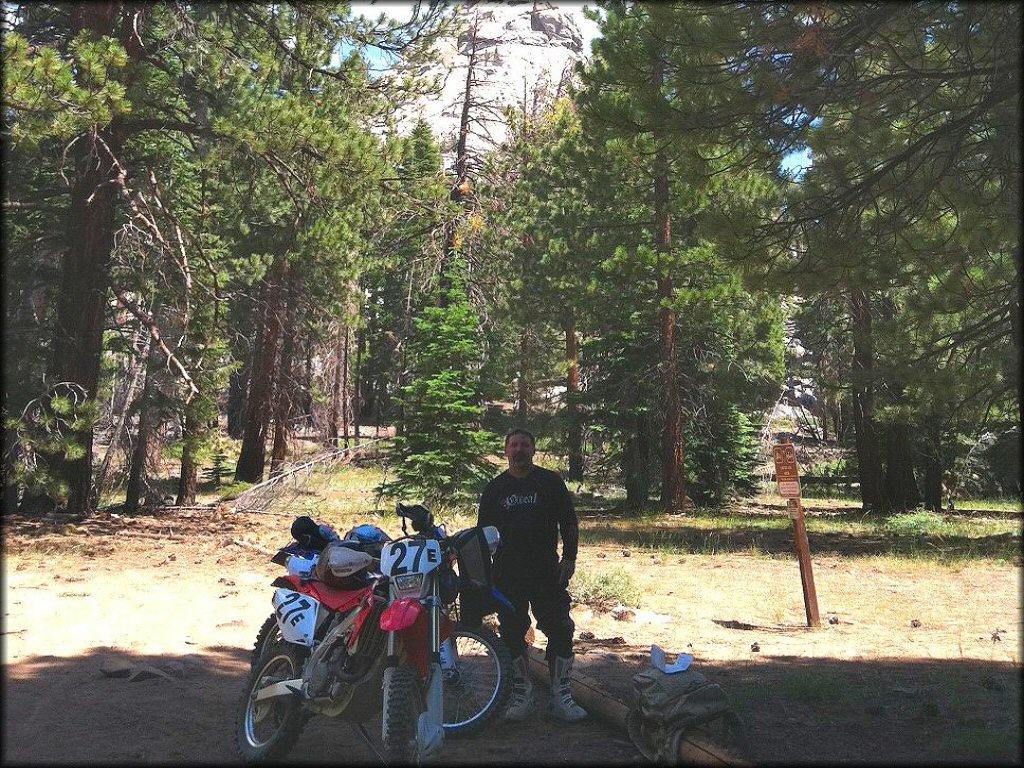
left=45, top=3, right=148, bottom=515
left=652, top=132, right=686, bottom=511
left=270, top=275, right=298, bottom=477
left=922, top=428, right=944, bottom=512
left=353, top=327, right=363, bottom=445
left=48, top=133, right=118, bottom=511
left=328, top=325, right=343, bottom=445
left=849, top=289, right=886, bottom=512
left=235, top=255, right=288, bottom=482
left=302, top=344, right=313, bottom=425
left=176, top=407, right=199, bottom=506
left=884, top=421, right=920, bottom=512
left=227, top=364, right=248, bottom=439
left=565, top=311, right=584, bottom=483
left=125, top=344, right=159, bottom=514
left=342, top=327, right=351, bottom=449
left=623, top=413, right=652, bottom=512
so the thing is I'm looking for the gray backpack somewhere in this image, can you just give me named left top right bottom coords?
left=627, top=667, right=747, bottom=764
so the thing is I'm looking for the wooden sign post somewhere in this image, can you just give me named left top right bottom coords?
left=773, top=439, right=820, bottom=628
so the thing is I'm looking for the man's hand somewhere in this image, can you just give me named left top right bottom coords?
left=557, top=557, right=576, bottom=588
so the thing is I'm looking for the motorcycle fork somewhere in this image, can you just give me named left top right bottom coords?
left=416, top=574, right=444, bottom=760
left=384, top=576, right=444, bottom=761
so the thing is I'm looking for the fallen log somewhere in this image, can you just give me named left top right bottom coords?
left=524, top=646, right=749, bottom=766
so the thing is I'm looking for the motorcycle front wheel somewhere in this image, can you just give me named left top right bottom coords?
left=250, top=613, right=282, bottom=670
left=442, top=625, right=512, bottom=738
left=382, top=664, right=424, bottom=763
left=234, top=640, right=308, bottom=763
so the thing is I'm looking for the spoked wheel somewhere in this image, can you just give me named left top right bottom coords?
left=250, top=614, right=283, bottom=670
left=234, top=641, right=308, bottom=763
left=442, top=626, right=512, bottom=738
left=382, top=664, right=423, bottom=764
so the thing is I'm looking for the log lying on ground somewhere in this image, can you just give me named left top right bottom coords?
left=525, top=646, right=749, bottom=766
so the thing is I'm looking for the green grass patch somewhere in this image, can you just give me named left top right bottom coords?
left=577, top=505, right=1020, bottom=566
left=935, top=726, right=1021, bottom=762
left=570, top=569, right=642, bottom=612
left=955, top=497, right=1023, bottom=513
left=216, top=481, right=253, bottom=501
left=884, top=510, right=953, bottom=536
left=775, top=672, right=850, bottom=704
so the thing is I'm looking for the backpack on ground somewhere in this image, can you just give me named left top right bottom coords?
left=626, top=666, right=747, bottom=764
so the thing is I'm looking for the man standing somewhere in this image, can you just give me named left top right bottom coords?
left=477, top=428, right=587, bottom=722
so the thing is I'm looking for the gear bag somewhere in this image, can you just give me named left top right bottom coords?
left=626, top=666, right=746, bottom=764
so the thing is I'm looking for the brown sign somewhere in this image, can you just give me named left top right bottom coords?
left=773, top=443, right=801, bottom=498
left=786, top=498, right=800, bottom=519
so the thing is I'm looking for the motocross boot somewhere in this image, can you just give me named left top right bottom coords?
left=547, top=654, right=588, bottom=721
left=504, top=654, right=536, bottom=721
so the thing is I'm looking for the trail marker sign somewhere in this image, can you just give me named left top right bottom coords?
left=773, top=443, right=801, bottom=498
left=773, top=438, right=820, bottom=628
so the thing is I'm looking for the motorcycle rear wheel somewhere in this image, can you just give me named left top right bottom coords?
left=234, top=640, right=308, bottom=763
left=442, top=626, right=512, bottom=738
left=382, top=664, right=423, bottom=763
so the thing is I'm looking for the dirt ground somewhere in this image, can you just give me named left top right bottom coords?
left=3, top=504, right=1021, bottom=765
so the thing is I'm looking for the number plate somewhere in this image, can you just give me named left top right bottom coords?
left=380, top=539, right=442, bottom=577
left=272, top=589, right=319, bottom=646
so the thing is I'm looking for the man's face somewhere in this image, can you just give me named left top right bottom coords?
left=504, top=434, right=535, bottom=472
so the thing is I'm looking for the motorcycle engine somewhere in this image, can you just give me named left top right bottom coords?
left=303, top=639, right=347, bottom=698
left=302, top=614, right=350, bottom=698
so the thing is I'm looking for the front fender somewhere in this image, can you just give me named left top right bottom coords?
left=380, top=598, right=423, bottom=631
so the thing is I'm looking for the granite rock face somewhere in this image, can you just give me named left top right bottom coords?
left=401, top=2, right=587, bottom=169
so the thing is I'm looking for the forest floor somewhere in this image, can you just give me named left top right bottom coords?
left=3, top=461, right=1021, bottom=765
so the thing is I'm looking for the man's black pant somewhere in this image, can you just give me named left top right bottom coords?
left=492, top=574, right=575, bottom=661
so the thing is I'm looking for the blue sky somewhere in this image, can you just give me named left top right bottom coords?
left=780, top=147, right=812, bottom=179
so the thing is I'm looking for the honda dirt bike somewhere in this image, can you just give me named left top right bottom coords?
left=235, top=505, right=512, bottom=764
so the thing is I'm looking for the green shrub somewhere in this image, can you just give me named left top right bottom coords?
left=570, top=569, right=642, bottom=611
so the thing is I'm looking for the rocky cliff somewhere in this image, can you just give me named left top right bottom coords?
left=401, top=2, right=587, bottom=168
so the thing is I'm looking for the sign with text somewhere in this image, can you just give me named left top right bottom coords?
left=773, top=443, right=801, bottom=498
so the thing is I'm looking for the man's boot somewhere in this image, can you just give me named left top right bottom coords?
left=547, top=654, right=588, bottom=721
left=504, top=654, right=536, bottom=721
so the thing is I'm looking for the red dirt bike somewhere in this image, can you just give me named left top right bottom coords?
left=234, top=504, right=511, bottom=764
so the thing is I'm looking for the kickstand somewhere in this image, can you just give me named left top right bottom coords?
left=351, top=723, right=385, bottom=764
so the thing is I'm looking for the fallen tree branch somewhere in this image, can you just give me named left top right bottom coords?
left=113, top=290, right=200, bottom=402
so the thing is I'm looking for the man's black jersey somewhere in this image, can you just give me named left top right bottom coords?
left=477, top=466, right=578, bottom=580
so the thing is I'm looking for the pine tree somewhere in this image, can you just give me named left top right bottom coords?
left=387, top=274, right=494, bottom=506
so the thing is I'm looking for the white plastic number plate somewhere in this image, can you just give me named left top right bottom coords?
left=272, top=588, right=319, bottom=646
left=380, top=539, right=442, bottom=577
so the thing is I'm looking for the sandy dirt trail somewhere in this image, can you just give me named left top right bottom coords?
left=3, top=515, right=640, bottom=765
left=4, top=505, right=1021, bottom=764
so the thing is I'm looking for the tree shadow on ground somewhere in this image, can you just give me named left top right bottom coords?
left=574, top=647, right=1022, bottom=764
left=3, top=646, right=640, bottom=765
left=576, top=517, right=1022, bottom=563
